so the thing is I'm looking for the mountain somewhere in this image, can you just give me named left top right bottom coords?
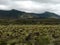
left=35, top=12, right=60, bottom=19
left=0, top=9, right=23, bottom=19
left=0, top=9, right=60, bottom=19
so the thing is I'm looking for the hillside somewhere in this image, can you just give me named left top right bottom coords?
left=0, top=9, right=60, bottom=19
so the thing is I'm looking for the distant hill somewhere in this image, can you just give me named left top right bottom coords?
left=35, top=12, right=60, bottom=19
left=0, top=9, right=60, bottom=19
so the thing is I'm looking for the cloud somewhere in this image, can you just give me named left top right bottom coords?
left=13, top=1, right=48, bottom=13
left=33, top=0, right=60, bottom=4
left=0, top=5, right=11, bottom=10
left=0, top=0, right=60, bottom=15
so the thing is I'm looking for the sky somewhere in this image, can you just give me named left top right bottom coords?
left=0, top=0, right=60, bottom=15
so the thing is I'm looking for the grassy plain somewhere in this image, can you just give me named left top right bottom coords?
left=0, top=24, right=60, bottom=45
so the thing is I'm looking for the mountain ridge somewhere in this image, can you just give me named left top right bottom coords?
left=0, top=9, right=60, bottom=19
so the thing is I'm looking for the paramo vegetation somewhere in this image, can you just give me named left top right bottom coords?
left=0, top=25, right=60, bottom=45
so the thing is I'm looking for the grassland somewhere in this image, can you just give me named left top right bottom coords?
left=0, top=24, right=60, bottom=45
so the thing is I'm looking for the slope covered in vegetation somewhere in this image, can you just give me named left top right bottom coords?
left=0, top=25, right=60, bottom=45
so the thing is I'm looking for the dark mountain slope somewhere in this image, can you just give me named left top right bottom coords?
left=0, top=9, right=60, bottom=19
left=33, top=12, right=60, bottom=19
left=0, top=9, right=22, bottom=19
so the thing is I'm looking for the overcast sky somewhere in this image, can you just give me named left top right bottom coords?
left=0, top=0, right=60, bottom=15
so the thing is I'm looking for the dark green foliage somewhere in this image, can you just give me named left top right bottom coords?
left=0, top=41, right=7, bottom=45
left=0, top=19, right=60, bottom=25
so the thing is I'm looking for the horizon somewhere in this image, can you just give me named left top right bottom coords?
left=0, top=9, right=60, bottom=16
left=0, top=0, right=60, bottom=15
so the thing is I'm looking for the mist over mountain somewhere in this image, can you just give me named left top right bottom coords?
left=0, top=9, right=60, bottom=19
